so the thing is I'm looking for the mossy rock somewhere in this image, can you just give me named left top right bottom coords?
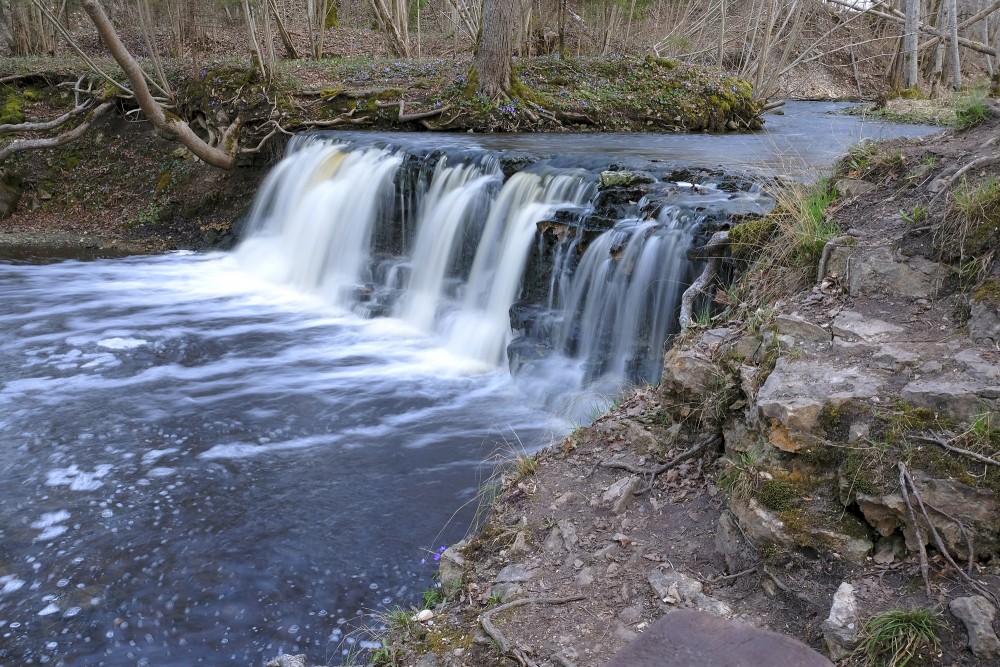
left=728, top=217, right=779, bottom=261
left=0, top=89, right=25, bottom=125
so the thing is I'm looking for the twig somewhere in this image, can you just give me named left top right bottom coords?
left=898, top=462, right=931, bottom=595
left=679, top=230, right=728, bottom=329
left=600, top=434, right=722, bottom=494
left=481, top=596, right=585, bottom=667
left=899, top=463, right=999, bottom=605
left=912, top=433, right=1000, bottom=467
left=705, top=565, right=757, bottom=583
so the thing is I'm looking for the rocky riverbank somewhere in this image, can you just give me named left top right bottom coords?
left=313, top=110, right=1000, bottom=667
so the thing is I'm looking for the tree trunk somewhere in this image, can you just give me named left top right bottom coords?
left=947, top=0, right=961, bottom=90
left=474, top=0, right=516, bottom=99
left=903, top=0, right=920, bottom=87
left=81, top=0, right=241, bottom=170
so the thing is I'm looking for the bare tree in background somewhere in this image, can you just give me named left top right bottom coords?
left=370, top=0, right=410, bottom=57
left=903, top=0, right=919, bottom=88
left=2, top=0, right=57, bottom=55
left=474, top=0, right=516, bottom=99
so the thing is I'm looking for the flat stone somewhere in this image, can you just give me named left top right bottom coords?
left=603, top=476, right=639, bottom=504
left=899, top=379, right=998, bottom=423
left=872, top=344, right=921, bottom=370
left=836, top=178, right=877, bottom=198
left=847, top=247, right=953, bottom=298
left=776, top=314, right=832, bottom=343
left=602, top=609, right=834, bottom=667
left=822, top=583, right=859, bottom=661
left=950, top=595, right=1000, bottom=658
left=757, top=359, right=885, bottom=433
left=496, top=563, right=534, bottom=583
left=831, top=311, right=902, bottom=342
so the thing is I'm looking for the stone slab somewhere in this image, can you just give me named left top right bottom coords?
left=602, top=609, right=833, bottom=667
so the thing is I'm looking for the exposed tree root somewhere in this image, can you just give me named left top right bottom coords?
left=600, top=433, right=722, bottom=495
left=816, top=234, right=855, bottom=283
left=898, top=462, right=931, bottom=595
left=679, top=230, right=728, bottom=329
left=0, top=100, right=99, bottom=136
left=399, top=104, right=452, bottom=123
left=480, top=595, right=585, bottom=667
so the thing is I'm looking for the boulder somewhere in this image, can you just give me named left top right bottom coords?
left=660, top=347, right=718, bottom=400
left=950, top=595, right=1000, bottom=658
left=438, top=541, right=468, bottom=595
left=602, top=609, right=833, bottom=667
left=647, top=567, right=732, bottom=617
left=846, top=247, right=953, bottom=298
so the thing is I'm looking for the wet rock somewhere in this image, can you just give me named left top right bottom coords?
left=496, top=563, right=534, bottom=583
left=648, top=567, right=733, bottom=617
left=846, top=247, right=953, bottom=298
left=950, top=595, right=1000, bottom=658
left=831, top=311, right=903, bottom=343
left=822, top=582, right=860, bottom=660
left=757, top=359, right=885, bottom=433
left=776, top=314, right=832, bottom=344
left=438, top=541, right=467, bottom=595
left=265, top=655, right=309, bottom=667
left=602, top=609, right=834, bottom=667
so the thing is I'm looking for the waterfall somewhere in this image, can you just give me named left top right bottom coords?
left=444, top=170, right=595, bottom=365
left=396, top=157, right=501, bottom=330
left=555, top=206, right=699, bottom=386
left=235, top=134, right=751, bottom=402
left=237, top=141, right=402, bottom=306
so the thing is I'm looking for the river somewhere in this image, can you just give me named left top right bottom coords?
left=0, top=104, right=938, bottom=666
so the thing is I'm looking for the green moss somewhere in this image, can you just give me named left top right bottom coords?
left=0, top=90, right=24, bottom=125
left=755, top=479, right=801, bottom=511
left=894, top=87, right=925, bottom=100
left=972, top=278, right=1000, bottom=305
left=728, top=218, right=779, bottom=261
left=842, top=446, right=891, bottom=496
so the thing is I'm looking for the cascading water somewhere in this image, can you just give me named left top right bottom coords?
left=554, top=205, right=699, bottom=385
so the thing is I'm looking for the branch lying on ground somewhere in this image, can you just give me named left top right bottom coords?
left=0, top=101, right=98, bottom=136
left=898, top=462, right=999, bottom=606
left=912, top=433, right=1000, bottom=467
left=480, top=596, right=585, bottom=667
left=0, top=101, right=113, bottom=162
left=679, top=230, right=729, bottom=329
left=601, top=433, right=723, bottom=494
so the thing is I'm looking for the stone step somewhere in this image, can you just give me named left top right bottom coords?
left=602, top=609, right=833, bottom=667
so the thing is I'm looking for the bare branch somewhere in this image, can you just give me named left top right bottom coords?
left=0, top=100, right=113, bottom=162
left=679, top=230, right=728, bottom=329
left=0, top=101, right=95, bottom=137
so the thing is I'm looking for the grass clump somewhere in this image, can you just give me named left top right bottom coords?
left=954, top=94, right=990, bottom=130
left=856, top=609, right=941, bottom=667
left=717, top=449, right=766, bottom=501
left=944, top=176, right=1000, bottom=263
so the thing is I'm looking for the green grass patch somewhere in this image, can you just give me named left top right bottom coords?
left=856, top=609, right=941, bottom=667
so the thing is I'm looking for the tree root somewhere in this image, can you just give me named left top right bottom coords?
left=929, top=148, right=1000, bottom=206
left=898, top=462, right=931, bottom=595
left=600, top=433, right=722, bottom=495
left=0, top=99, right=99, bottom=137
left=480, top=596, right=585, bottom=667
left=399, top=104, right=452, bottom=123
left=816, top=234, right=855, bottom=283
left=678, top=230, right=728, bottom=329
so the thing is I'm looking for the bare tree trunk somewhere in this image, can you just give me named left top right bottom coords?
left=474, top=0, right=516, bottom=99
left=904, top=0, right=920, bottom=87
left=370, top=0, right=410, bottom=57
left=81, top=0, right=241, bottom=170
left=267, top=0, right=299, bottom=59
left=946, top=0, right=961, bottom=89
